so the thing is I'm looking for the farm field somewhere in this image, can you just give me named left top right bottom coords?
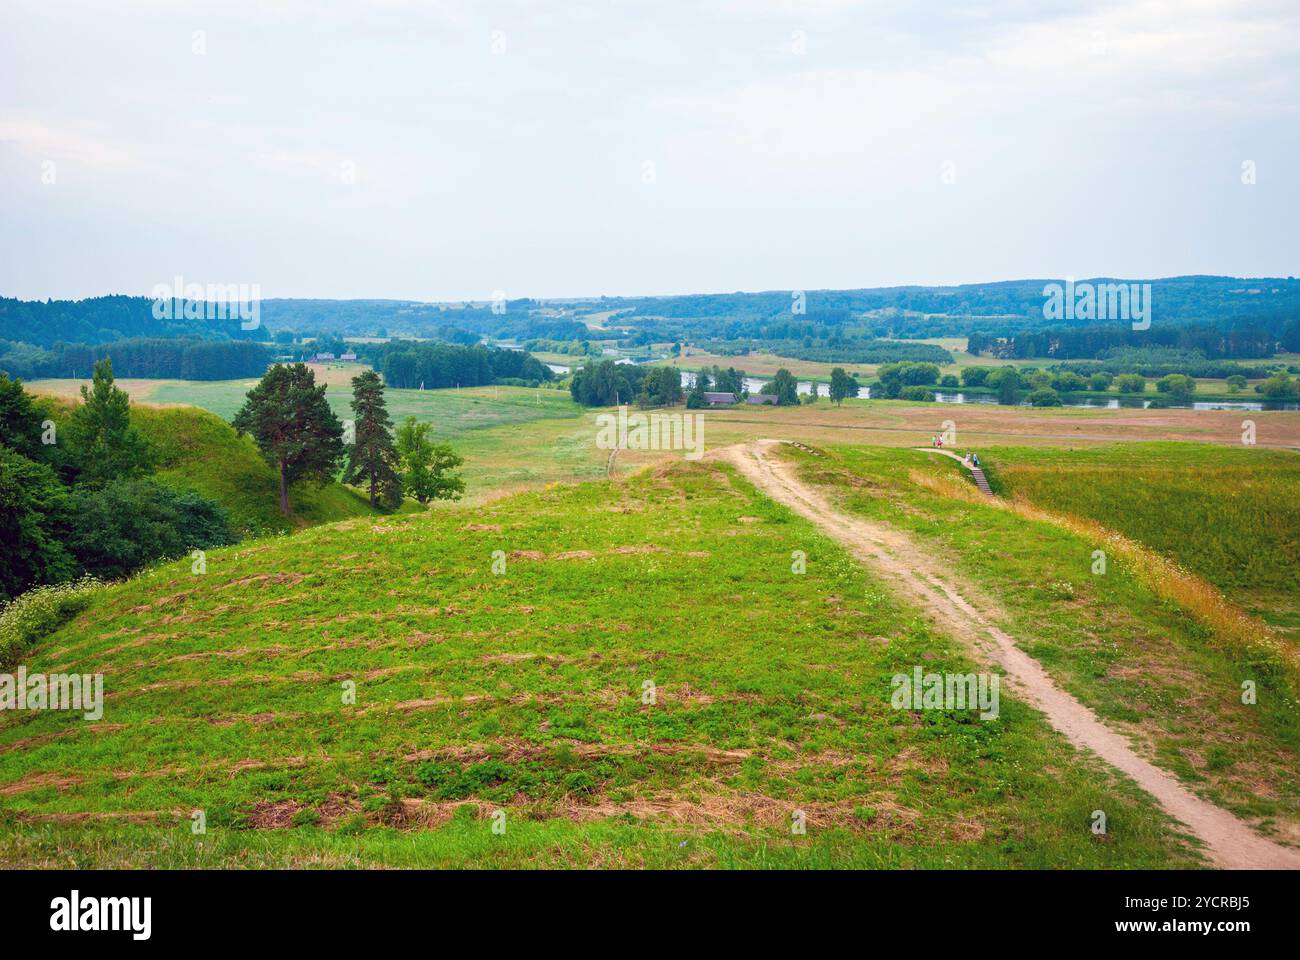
left=652, top=340, right=1297, bottom=396
left=0, top=458, right=1203, bottom=868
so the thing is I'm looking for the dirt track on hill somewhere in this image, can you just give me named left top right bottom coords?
left=720, top=439, right=1300, bottom=869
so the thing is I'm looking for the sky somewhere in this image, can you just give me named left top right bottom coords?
left=1, top=0, right=1297, bottom=301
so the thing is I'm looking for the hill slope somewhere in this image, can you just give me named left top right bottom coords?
left=0, top=459, right=1198, bottom=868
left=128, top=405, right=386, bottom=535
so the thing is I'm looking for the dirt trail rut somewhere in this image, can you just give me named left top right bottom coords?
left=722, top=439, right=1299, bottom=869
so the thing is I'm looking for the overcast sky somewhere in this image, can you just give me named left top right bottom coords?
left=1, top=0, right=1296, bottom=301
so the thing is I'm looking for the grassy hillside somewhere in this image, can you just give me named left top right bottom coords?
left=0, top=461, right=1197, bottom=868
left=988, top=443, right=1300, bottom=637
left=792, top=443, right=1299, bottom=836
left=131, top=405, right=382, bottom=536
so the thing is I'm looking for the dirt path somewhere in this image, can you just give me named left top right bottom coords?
left=721, top=439, right=1300, bottom=869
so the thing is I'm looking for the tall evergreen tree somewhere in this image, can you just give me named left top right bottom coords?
left=232, top=363, right=345, bottom=515
left=65, top=357, right=153, bottom=488
left=342, top=370, right=402, bottom=508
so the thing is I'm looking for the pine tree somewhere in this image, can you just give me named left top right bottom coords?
left=66, top=357, right=153, bottom=488
left=342, top=370, right=402, bottom=508
left=232, top=363, right=345, bottom=514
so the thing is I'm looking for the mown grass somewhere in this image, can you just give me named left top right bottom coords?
left=0, top=460, right=1199, bottom=868
left=796, top=443, right=1300, bottom=838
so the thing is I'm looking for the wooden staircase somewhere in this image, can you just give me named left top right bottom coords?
left=969, top=465, right=993, bottom=496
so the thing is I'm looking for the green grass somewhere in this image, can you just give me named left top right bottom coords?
left=988, top=443, right=1299, bottom=594
left=0, top=460, right=1199, bottom=868
left=145, top=374, right=582, bottom=441
left=32, top=372, right=594, bottom=502
left=987, top=443, right=1300, bottom=638
left=129, top=405, right=384, bottom=536
left=793, top=443, right=1300, bottom=833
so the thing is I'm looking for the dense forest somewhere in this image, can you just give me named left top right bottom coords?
left=0, top=295, right=264, bottom=347
left=569, top=360, right=683, bottom=407
left=703, top=337, right=952, bottom=365
left=0, top=337, right=271, bottom=380
left=373, top=341, right=554, bottom=389
left=972, top=323, right=1287, bottom=361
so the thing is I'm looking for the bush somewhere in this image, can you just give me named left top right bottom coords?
left=960, top=366, right=989, bottom=387
left=66, top=478, right=236, bottom=580
left=1088, top=373, right=1113, bottom=391
left=0, top=577, right=102, bottom=669
left=1050, top=371, right=1087, bottom=392
left=1156, top=373, right=1196, bottom=398
left=0, top=446, right=74, bottom=602
left=940, top=375, right=960, bottom=388
left=1113, top=373, right=1146, bottom=393
left=1028, top=387, right=1063, bottom=407
left=898, top=385, right=934, bottom=401
left=1257, top=372, right=1300, bottom=398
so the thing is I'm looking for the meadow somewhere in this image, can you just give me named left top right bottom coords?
left=792, top=443, right=1300, bottom=839
left=986, top=444, right=1300, bottom=645
left=0, top=460, right=1199, bottom=868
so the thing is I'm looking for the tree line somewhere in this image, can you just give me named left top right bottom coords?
left=373, top=341, right=554, bottom=390
left=1, top=360, right=466, bottom=604
left=969, top=324, right=1286, bottom=361
left=0, top=362, right=237, bottom=602
left=0, top=337, right=272, bottom=381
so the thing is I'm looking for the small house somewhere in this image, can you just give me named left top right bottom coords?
left=703, top=392, right=736, bottom=406
left=746, top=393, right=778, bottom=405
left=339, top=352, right=358, bottom=362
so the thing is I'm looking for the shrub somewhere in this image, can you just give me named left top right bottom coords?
left=1028, top=387, right=1063, bottom=407
left=1050, top=371, right=1088, bottom=392
left=66, top=478, right=236, bottom=580
left=1257, top=372, right=1300, bottom=398
left=960, top=366, right=989, bottom=387
left=0, top=446, right=74, bottom=602
left=1113, top=373, right=1146, bottom=393
left=1156, top=373, right=1196, bottom=398
left=1088, top=373, right=1113, bottom=392
left=898, top=385, right=934, bottom=402
left=0, top=576, right=102, bottom=669
left=940, top=375, right=960, bottom=388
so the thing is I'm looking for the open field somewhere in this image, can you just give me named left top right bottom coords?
left=0, top=459, right=1204, bottom=868
left=28, top=375, right=1300, bottom=507
left=989, top=444, right=1300, bottom=640
left=781, top=443, right=1299, bottom=846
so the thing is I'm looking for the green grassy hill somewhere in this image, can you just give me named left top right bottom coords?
left=0, top=459, right=1197, bottom=868
left=131, top=405, right=382, bottom=536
